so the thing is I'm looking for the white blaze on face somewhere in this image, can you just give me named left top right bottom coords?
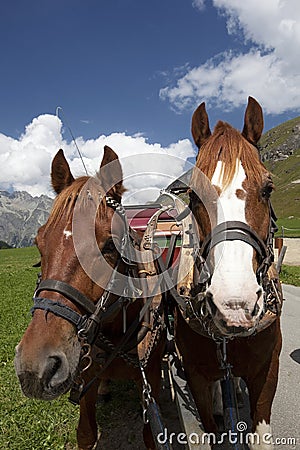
left=208, top=159, right=262, bottom=328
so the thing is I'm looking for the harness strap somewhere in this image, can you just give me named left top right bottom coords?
left=31, top=297, right=87, bottom=330
left=35, top=279, right=96, bottom=314
left=75, top=277, right=163, bottom=403
left=203, top=230, right=266, bottom=260
left=200, top=220, right=268, bottom=261
left=156, top=255, right=187, bottom=311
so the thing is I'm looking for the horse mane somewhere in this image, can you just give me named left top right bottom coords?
left=196, top=121, right=269, bottom=189
left=45, top=176, right=107, bottom=231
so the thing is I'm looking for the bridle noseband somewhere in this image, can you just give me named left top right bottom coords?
left=198, top=217, right=274, bottom=285
left=33, top=280, right=94, bottom=331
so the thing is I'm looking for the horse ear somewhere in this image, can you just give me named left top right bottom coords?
left=242, top=96, right=264, bottom=145
left=191, top=102, right=211, bottom=149
left=99, top=145, right=125, bottom=201
left=51, top=149, right=75, bottom=194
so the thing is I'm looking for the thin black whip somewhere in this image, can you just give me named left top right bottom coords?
left=56, top=106, right=89, bottom=176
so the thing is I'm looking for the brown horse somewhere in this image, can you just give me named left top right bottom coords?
left=175, top=97, right=282, bottom=449
left=14, top=146, right=165, bottom=450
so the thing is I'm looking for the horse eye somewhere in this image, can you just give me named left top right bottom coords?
left=261, top=181, right=274, bottom=199
left=101, top=239, right=116, bottom=254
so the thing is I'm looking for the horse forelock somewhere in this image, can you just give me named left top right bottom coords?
left=45, top=176, right=107, bottom=232
left=195, top=121, right=269, bottom=189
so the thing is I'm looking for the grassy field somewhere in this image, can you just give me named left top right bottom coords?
left=0, top=247, right=299, bottom=450
left=261, top=117, right=300, bottom=221
left=0, top=247, right=78, bottom=450
left=280, top=265, right=300, bottom=287
left=275, top=217, right=300, bottom=238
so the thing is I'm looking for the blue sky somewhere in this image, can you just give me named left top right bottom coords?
left=0, top=0, right=299, bottom=200
left=0, top=0, right=229, bottom=144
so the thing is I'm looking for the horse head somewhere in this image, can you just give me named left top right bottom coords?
left=14, top=146, right=126, bottom=400
left=190, top=97, right=275, bottom=337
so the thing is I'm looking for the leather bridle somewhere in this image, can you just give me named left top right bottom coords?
left=184, top=200, right=282, bottom=339
left=162, top=185, right=282, bottom=339
left=197, top=203, right=278, bottom=286
left=31, top=195, right=153, bottom=349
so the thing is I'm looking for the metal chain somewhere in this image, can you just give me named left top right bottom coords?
left=77, top=329, right=93, bottom=372
left=94, top=312, right=165, bottom=370
left=140, top=313, right=165, bottom=368
left=140, top=364, right=154, bottom=424
left=105, top=195, right=126, bottom=217
left=68, top=329, right=93, bottom=404
left=95, top=330, right=140, bottom=367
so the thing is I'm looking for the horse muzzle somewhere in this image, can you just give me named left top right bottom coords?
left=14, top=345, right=76, bottom=400
left=205, top=289, right=264, bottom=337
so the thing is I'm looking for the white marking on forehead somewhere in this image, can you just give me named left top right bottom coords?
left=211, top=159, right=253, bottom=275
left=208, top=158, right=262, bottom=327
left=63, top=229, right=72, bottom=239
left=211, top=159, right=246, bottom=223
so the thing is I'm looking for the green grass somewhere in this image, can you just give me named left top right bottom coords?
left=264, top=143, right=300, bottom=220
left=0, top=247, right=78, bottom=450
left=259, top=116, right=300, bottom=220
left=275, top=217, right=300, bottom=237
left=280, top=265, right=300, bottom=287
left=260, top=116, right=300, bottom=150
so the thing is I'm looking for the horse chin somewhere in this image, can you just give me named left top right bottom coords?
left=18, top=371, right=75, bottom=401
left=213, top=318, right=256, bottom=338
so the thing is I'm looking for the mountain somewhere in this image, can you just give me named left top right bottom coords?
left=259, top=116, right=300, bottom=219
left=0, top=191, right=53, bottom=247
left=1, top=116, right=299, bottom=248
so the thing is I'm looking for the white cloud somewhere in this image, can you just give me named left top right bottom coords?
left=192, top=0, right=206, bottom=11
left=0, top=114, right=195, bottom=203
left=162, top=1, right=300, bottom=114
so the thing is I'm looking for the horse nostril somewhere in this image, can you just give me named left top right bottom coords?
left=251, top=301, right=260, bottom=317
left=251, top=288, right=263, bottom=317
left=43, top=355, right=67, bottom=387
left=256, top=287, right=263, bottom=299
left=44, top=356, right=62, bottom=386
left=251, top=289, right=263, bottom=317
